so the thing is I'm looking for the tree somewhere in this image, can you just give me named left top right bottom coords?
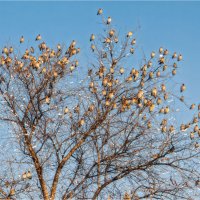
left=0, top=8, right=200, bottom=200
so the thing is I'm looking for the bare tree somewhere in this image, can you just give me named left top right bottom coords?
left=0, top=8, right=200, bottom=200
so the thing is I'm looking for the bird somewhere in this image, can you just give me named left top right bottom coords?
left=35, top=34, right=42, bottom=41
left=163, top=65, right=167, bottom=71
left=149, top=104, right=155, bottom=112
left=169, top=125, right=175, bottom=133
left=180, top=84, right=186, bottom=92
left=64, top=107, right=69, bottom=114
left=30, top=46, right=35, bottom=54
left=156, top=70, right=161, bottom=77
left=151, top=51, right=155, bottom=58
left=88, top=104, right=95, bottom=112
left=9, top=47, right=13, bottom=54
left=107, top=17, right=112, bottom=24
left=172, top=52, right=177, bottom=59
left=127, top=31, right=133, bottom=37
left=90, top=34, right=95, bottom=41
left=149, top=72, right=154, bottom=79
left=147, top=121, right=152, bottom=129
left=114, top=36, right=119, bottom=43
left=102, top=90, right=107, bottom=96
left=164, top=93, right=168, bottom=100
left=194, top=125, right=199, bottom=132
left=177, top=54, right=182, bottom=61
left=131, top=39, right=136, bottom=45
left=2, top=46, right=9, bottom=56
left=26, top=171, right=32, bottom=179
left=91, top=44, right=95, bottom=52
left=159, top=47, right=163, bottom=53
left=97, top=8, right=103, bottom=15
left=137, top=90, right=144, bottom=99
left=151, top=87, right=157, bottom=98
left=22, top=172, right=27, bottom=180
left=190, top=132, right=195, bottom=139
left=163, top=49, right=169, bottom=55
left=79, top=118, right=85, bottom=126
left=172, top=69, right=176, bottom=76
left=109, top=29, right=115, bottom=37
left=179, top=96, right=184, bottom=102
left=164, top=106, right=169, bottom=114
left=190, top=104, right=195, bottom=110
left=193, top=117, right=198, bottom=124
left=157, top=98, right=162, bottom=105
left=20, top=36, right=24, bottom=43
left=119, top=67, right=124, bottom=75
left=159, top=57, right=165, bottom=64
left=104, top=38, right=111, bottom=44
left=45, top=96, right=50, bottom=105
left=130, top=48, right=134, bottom=54
left=10, top=188, right=15, bottom=196
left=161, top=84, right=166, bottom=92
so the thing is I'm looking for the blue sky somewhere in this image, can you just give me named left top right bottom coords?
left=0, top=1, right=200, bottom=104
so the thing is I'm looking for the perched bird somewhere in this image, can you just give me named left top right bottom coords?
left=151, top=51, right=155, bottom=58
left=2, top=47, right=8, bottom=55
left=88, top=104, right=95, bottom=112
left=123, top=192, right=131, bottom=200
left=109, top=29, right=115, bottom=37
left=131, top=39, right=136, bottom=45
left=159, top=57, right=165, bottom=64
left=35, top=34, right=42, bottom=41
left=163, top=49, right=169, bottom=55
left=159, top=47, right=163, bottom=53
left=30, top=46, right=34, bottom=54
left=190, top=132, right=195, bottom=139
left=147, top=121, right=152, bottom=129
left=157, top=98, right=162, bottom=105
left=91, top=44, right=95, bottom=52
left=169, top=125, right=175, bottom=133
left=114, top=36, right=119, bottom=43
left=172, top=52, right=177, bottom=59
left=177, top=54, right=182, bottom=61
left=164, top=93, right=168, bottom=100
left=137, top=90, right=144, bottom=99
left=119, top=67, right=124, bottom=75
left=107, top=17, right=112, bottom=24
left=97, top=8, right=103, bottom=15
left=127, top=31, right=133, bottom=38
left=164, top=106, right=169, bottom=114
left=194, top=125, right=199, bottom=132
left=9, top=47, right=13, bottom=54
left=104, top=38, right=111, bottom=44
left=79, top=118, right=85, bottom=126
left=90, top=34, right=95, bottom=41
left=163, top=65, right=167, bottom=71
left=156, top=70, right=161, bottom=77
left=149, top=104, right=155, bottom=112
left=130, top=48, right=134, bottom=54
left=161, top=84, right=166, bottom=92
left=10, top=188, right=15, bottom=196
left=26, top=171, right=32, bottom=179
left=180, top=84, right=186, bottom=92
left=45, top=96, right=50, bottom=105
left=179, top=96, right=184, bottom=102
left=151, top=87, right=157, bottom=98
left=172, top=69, right=176, bottom=76
left=22, top=172, right=27, bottom=180
left=64, top=107, right=69, bottom=114
left=20, top=36, right=24, bottom=43
left=190, top=104, right=195, bottom=110
left=149, top=71, right=154, bottom=79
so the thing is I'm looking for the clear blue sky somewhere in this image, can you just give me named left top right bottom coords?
left=0, top=1, right=200, bottom=104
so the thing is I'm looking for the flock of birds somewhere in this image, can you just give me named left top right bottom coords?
left=0, top=8, right=199, bottom=198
